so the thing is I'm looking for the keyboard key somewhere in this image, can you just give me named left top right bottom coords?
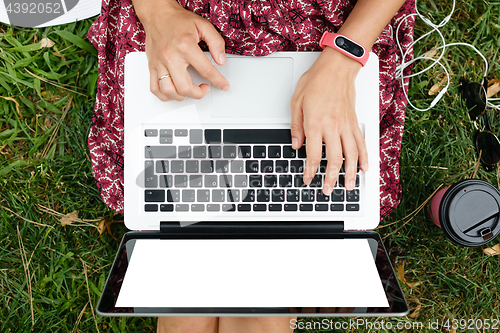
left=190, top=129, right=203, bottom=144
left=272, top=189, right=285, bottom=202
left=238, top=146, right=252, bottom=158
left=176, top=204, right=189, bottom=212
left=249, top=175, right=262, bottom=187
left=290, top=160, right=304, bottom=173
left=315, top=204, right=328, bottom=211
left=223, top=146, right=237, bottom=159
left=331, top=204, right=344, bottom=211
left=171, top=161, right=184, bottom=173
left=186, top=160, right=199, bottom=173
left=219, top=175, right=233, bottom=187
left=242, top=189, right=255, bottom=202
left=174, top=129, right=188, bottom=137
left=166, top=189, right=180, bottom=202
left=264, top=175, right=277, bottom=187
left=182, top=190, right=196, bottom=202
left=145, top=204, right=158, bottom=212
left=284, top=204, right=297, bottom=211
left=216, top=160, right=229, bottom=173
left=283, top=146, right=296, bottom=158
left=316, top=190, right=330, bottom=202
left=145, top=161, right=157, bottom=188
left=257, top=189, right=270, bottom=202
left=287, top=189, right=300, bottom=202
left=145, top=146, right=176, bottom=158
left=156, top=160, right=169, bottom=173
left=338, top=174, right=345, bottom=187
left=347, top=189, right=360, bottom=202
left=231, top=160, right=244, bottom=173
left=331, top=189, right=345, bottom=202
left=301, top=189, right=315, bottom=202
left=191, top=204, right=205, bottom=212
left=197, top=189, right=210, bottom=202
left=309, top=175, right=323, bottom=187
left=318, top=160, right=327, bottom=173
left=322, top=145, right=326, bottom=158
left=224, top=129, right=292, bottom=144
left=234, top=175, right=248, bottom=187
left=207, top=204, right=220, bottom=212
left=275, top=160, right=288, bottom=173
left=193, top=146, right=207, bottom=158
left=346, top=204, right=360, bottom=211
left=268, top=146, right=281, bottom=158
left=253, top=204, right=267, bottom=211
left=145, top=190, right=164, bottom=202
left=160, top=129, right=173, bottom=144
left=201, top=160, right=214, bottom=173
left=356, top=175, right=360, bottom=187
left=174, top=175, right=187, bottom=187
left=159, top=175, right=173, bottom=188
left=238, top=204, right=251, bottom=211
left=269, top=204, right=282, bottom=211
left=253, top=146, right=266, bottom=158
left=160, top=204, right=174, bottom=212
left=145, top=129, right=158, bottom=137
left=178, top=146, right=191, bottom=158
left=227, top=189, right=240, bottom=202
left=205, top=129, right=221, bottom=143
left=261, top=161, right=273, bottom=173
left=246, top=160, right=259, bottom=173
left=189, top=175, right=203, bottom=187
left=297, top=146, right=306, bottom=158
left=222, top=204, right=236, bottom=212
left=279, top=175, right=292, bottom=187
left=300, top=204, right=313, bottom=211
left=208, top=146, right=221, bottom=158
left=212, top=190, right=225, bottom=202
left=204, top=175, right=218, bottom=187
left=294, top=175, right=306, bottom=188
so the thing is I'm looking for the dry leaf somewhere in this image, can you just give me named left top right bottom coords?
left=409, top=302, right=422, bottom=318
left=397, top=262, right=422, bottom=288
left=97, top=218, right=124, bottom=239
left=487, top=79, right=500, bottom=98
left=483, top=244, right=500, bottom=256
left=450, top=327, right=457, bottom=333
left=429, top=78, right=447, bottom=96
left=40, top=37, right=55, bottom=48
left=60, top=210, right=79, bottom=226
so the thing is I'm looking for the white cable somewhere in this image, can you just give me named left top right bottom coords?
left=393, top=0, right=499, bottom=111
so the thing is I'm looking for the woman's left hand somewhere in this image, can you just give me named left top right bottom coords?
left=290, top=47, right=369, bottom=196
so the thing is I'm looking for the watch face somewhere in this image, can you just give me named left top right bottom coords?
left=335, top=36, right=364, bottom=58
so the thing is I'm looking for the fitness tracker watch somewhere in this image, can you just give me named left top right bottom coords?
left=319, top=32, right=369, bottom=67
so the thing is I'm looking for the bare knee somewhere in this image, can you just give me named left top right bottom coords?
left=157, top=317, right=218, bottom=333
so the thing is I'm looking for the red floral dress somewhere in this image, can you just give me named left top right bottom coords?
left=86, top=0, right=416, bottom=219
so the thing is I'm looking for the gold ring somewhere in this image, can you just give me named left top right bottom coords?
left=158, top=74, right=171, bottom=81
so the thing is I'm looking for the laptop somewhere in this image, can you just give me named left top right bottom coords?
left=96, top=51, right=408, bottom=317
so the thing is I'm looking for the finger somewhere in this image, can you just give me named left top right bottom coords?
left=303, top=130, right=322, bottom=186
left=164, top=56, right=213, bottom=100
left=353, top=125, right=368, bottom=172
left=323, top=131, right=343, bottom=196
left=290, top=93, right=305, bottom=150
left=149, top=67, right=172, bottom=102
left=188, top=48, right=229, bottom=91
left=341, top=130, right=359, bottom=191
left=198, top=20, right=226, bottom=66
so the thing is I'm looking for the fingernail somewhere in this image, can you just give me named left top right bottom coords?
left=363, top=162, right=369, bottom=171
left=221, top=85, right=229, bottom=91
left=349, top=180, right=355, bottom=189
left=218, top=53, right=226, bottom=65
left=292, top=137, right=298, bottom=149
left=303, top=177, right=311, bottom=185
left=324, top=185, right=333, bottom=196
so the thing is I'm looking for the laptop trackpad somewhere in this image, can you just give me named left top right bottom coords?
left=211, top=57, right=294, bottom=118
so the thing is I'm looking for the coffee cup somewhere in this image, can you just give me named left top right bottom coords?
left=429, top=179, right=500, bottom=247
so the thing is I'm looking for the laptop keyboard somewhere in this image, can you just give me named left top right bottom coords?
left=143, top=129, right=361, bottom=213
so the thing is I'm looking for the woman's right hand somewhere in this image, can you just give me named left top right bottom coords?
left=132, top=0, right=229, bottom=101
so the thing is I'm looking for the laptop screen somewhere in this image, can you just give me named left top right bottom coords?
left=97, top=224, right=408, bottom=316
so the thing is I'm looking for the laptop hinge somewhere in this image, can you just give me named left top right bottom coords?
left=159, top=221, right=345, bottom=236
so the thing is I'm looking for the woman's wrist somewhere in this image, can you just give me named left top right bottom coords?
left=132, top=0, right=180, bottom=26
left=320, top=46, right=362, bottom=78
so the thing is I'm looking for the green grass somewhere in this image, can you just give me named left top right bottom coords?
left=1, top=0, right=500, bottom=332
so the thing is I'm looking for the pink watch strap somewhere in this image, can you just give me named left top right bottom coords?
left=319, top=32, right=369, bottom=67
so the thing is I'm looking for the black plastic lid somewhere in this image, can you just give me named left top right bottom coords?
left=439, top=179, right=500, bottom=247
